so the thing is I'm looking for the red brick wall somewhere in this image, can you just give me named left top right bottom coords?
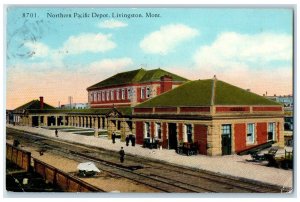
left=114, top=90, right=117, bottom=100
left=253, top=106, right=282, bottom=111
left=194, top=124, right=207, bottom=155
left=234, top=123, right=246, bottom=153
left=157, top=86, right=161, bottom=95
left=161, top=81, right=172, bottom=93
left=216, top=106, right=250, bottom=113
left=92, top=104, right=131, bottom=108
left=257, top=122, right=267, bottom=144
left=155, top=107, right=177, bottom=113
left=162, top=122, right=168, bottom=148
left=124, top=88, right=127, bottom=101
left=136, top=87, right=148, bottom=103
left=90, top=81, right=185, bottom=108
left=180, top=107, right=210, bottom=113
left=135, top=121, right=144, bottom=144
left=151, top=122, right=155, bottom=138
left=160, top=76, right=173, bottom=93
left=178, top=123, right=183, bottom=142
left=137, top=87, right=141, bottom=102
left=134, top=108, right=153, bottom=113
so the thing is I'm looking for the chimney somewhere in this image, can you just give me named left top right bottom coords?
left=39, top=96, right=44, bottom=109
left=160, top=75, right=173, bottom=93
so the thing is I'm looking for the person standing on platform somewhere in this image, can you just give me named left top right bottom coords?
left=112, top=132, right=116, bottom=144
left=55, top=129, right=58, bottom=137
left=125, top=135, right=129, bottom=146
left=119, top=147, right=125, bottom=163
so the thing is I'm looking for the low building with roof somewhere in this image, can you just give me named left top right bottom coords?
left=12, top=97, right=55, bottom=126
left=132, top=77, right=285, bottom=156
left=86, top=68, right=188, bottom=108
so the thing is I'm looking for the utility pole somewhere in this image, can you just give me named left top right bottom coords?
left=68, top=96, right=73, bottom=109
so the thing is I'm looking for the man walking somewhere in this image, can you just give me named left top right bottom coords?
left=55, top=129, right=58, bottom=137
left=119, top=147, right=125, bottom=163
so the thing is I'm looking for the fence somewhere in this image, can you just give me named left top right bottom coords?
left=6, top=143, right=103, bottom=192
left=6, top=143, right=31, bottom=171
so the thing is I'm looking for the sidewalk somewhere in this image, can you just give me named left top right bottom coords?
left=6, top=124, right=293, bottom=189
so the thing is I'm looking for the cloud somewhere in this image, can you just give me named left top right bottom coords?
left=140, top=24, right=199, bottom=55
left=60, top=33, right=116, bottom=55
left=22, top=33, right=117, bottom=62
left=24, top=41, right=50, bottom=57
left=87, top=57, right=133, bottom=72
left=194, top=32, right=292, bottom=69
left=191, top=32, right=293, bottom=95
left=98, top=20, right=128, bottom=29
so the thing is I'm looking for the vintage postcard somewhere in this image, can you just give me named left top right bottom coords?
left=5, top=6, right=294, bottom=195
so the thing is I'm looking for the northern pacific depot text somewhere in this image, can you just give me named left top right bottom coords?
left=46, top=12, right=161, bottom=19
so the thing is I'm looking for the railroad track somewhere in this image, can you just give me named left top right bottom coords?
left=6, top=127, right=290, bottom=193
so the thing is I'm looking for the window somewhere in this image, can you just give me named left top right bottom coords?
left=155, top=123, right=162, bottom=139
left=127, top=88, right=131, bottom=100
left=221, top=124, right=231, bottom=136
left=141, top=87, right=145, bottom=99
left=268, top=123, right=275, bottom=141
left=146, top=87, right=151, bottom=98
left=111, top=90, right=114, bottom=100
left=185, top=124, right=193, bottom=143
left=106, top=91, right=110, bottom=101
left=121, top=89, right=125, bottom=100
left=116, top=89, right=120, bottom=100
left=144, top=122, right=150, bottom=138
left=102, top=91, right=105, bottom=101
left=247, top=123, right=255, bottom=144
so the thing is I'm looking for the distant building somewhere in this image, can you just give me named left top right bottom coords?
left=12, top=96, right=55, bottom=126
left=265, top=95, right=293, bottom=108
left=265, top=95, right=293, bottom=132
left=61, top=103, right=89, bottom=109
left=86, top=68, right=188, bottom=108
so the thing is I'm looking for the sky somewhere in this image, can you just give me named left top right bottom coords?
left=5, top=7, right=293, bottom=109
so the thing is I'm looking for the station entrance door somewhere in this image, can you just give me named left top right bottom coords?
left=168, top=123, right=177, bottom=150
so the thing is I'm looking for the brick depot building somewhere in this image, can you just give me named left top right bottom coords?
left=133, top=78, right=284, bottom=156
left=86, top=68, right=188, bottom=108
left=11, top=68, right=284, bottom=156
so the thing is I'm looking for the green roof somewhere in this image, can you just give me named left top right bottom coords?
left=116, top=107, right=132, bottom=116
left=214, top=81, right=281, bottom=105
left=26, top=107, right=132, bottom=116
left=87, top=68, right=188, bottom=90
left=14, top=100, right=55, bottom=111
left=136, top=79, right=281, bottom=107
left=27, top=108, right=111, bottom=115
